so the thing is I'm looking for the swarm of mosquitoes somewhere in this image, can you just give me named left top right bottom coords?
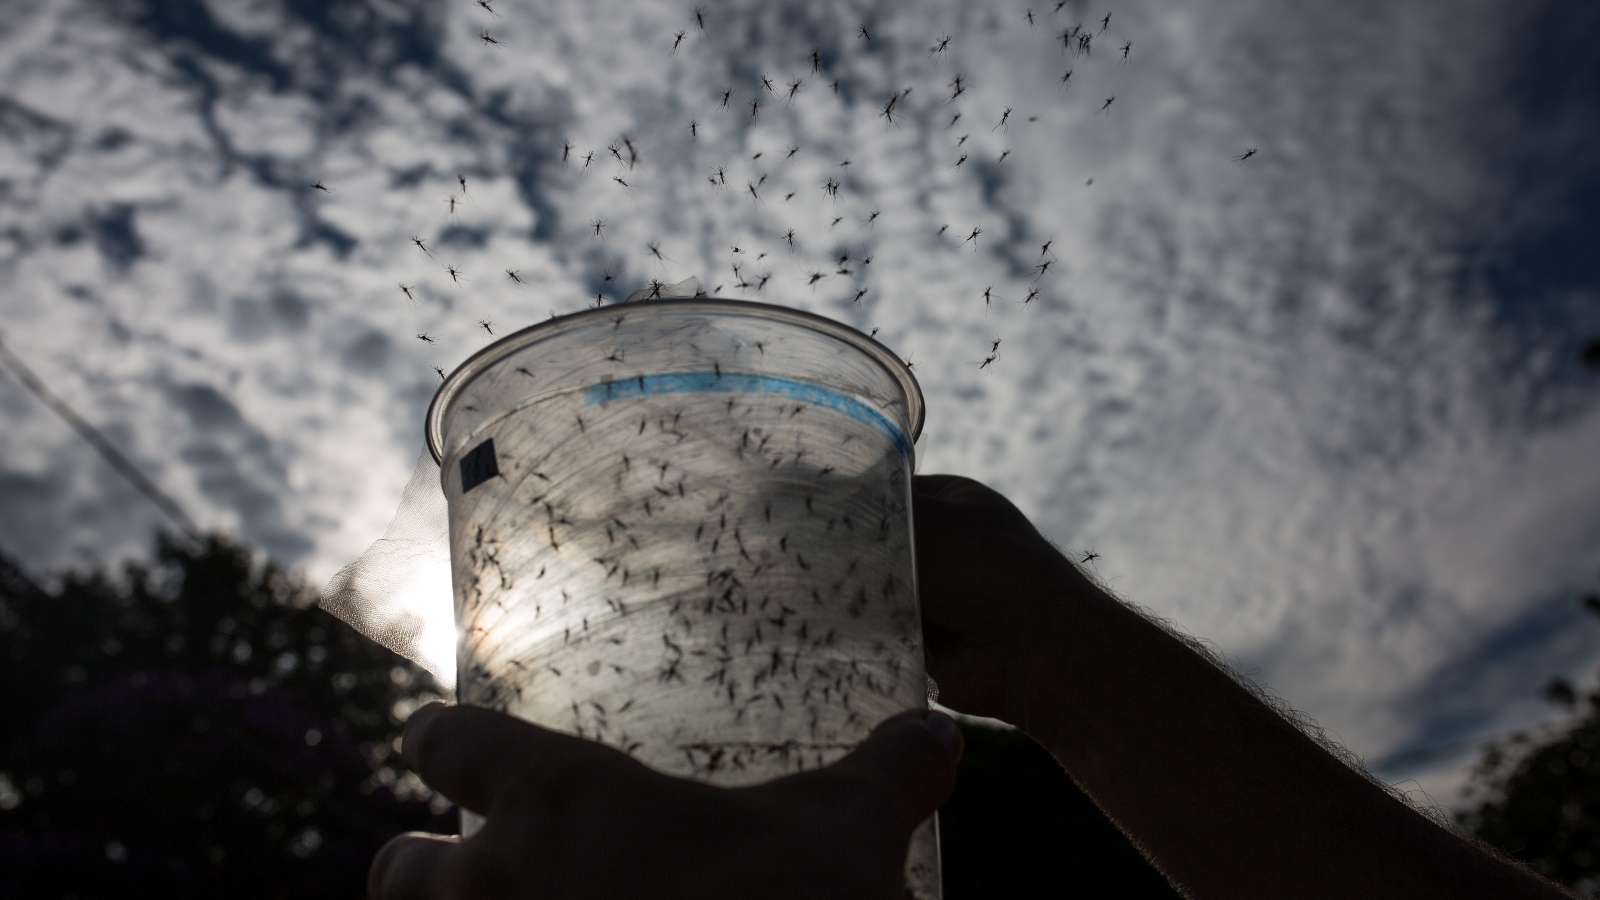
left=310, top=3, right=1255, bottom=383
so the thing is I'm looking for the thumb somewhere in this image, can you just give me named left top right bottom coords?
left=825, top=710, right=963, bottom=827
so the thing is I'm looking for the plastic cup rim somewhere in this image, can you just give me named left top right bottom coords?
left=424, top=297, right=925, bottom=464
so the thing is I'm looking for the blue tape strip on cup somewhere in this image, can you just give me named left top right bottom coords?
left=584, top=372, right=913, bottom=457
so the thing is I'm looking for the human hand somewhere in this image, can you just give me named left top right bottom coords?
left=369, top=703, right=962, bottom=900
left=912, top=474, right=1087, bottom=728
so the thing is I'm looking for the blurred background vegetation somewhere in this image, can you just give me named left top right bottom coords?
left=3, top=528, right=1598, bottom=898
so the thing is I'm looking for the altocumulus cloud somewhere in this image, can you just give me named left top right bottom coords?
left=0, top=0, right=1597, bottom=806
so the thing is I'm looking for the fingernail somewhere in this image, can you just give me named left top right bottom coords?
left=922, top=710, right=962, bottom=759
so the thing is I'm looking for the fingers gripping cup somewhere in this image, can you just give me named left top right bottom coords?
left=426, top=299, right=939, bottom=897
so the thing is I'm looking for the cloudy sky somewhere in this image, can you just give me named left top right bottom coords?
left=1, top=0, right=1598, bottom=806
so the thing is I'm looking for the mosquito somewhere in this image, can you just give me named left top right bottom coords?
left=507, top=269, right=525, bottom=284
left=582, top=151, right=594, bottom=168
left=479, top=30, right=501, bottom=46
left=784, top=229, right=797, bottom=249
left=446, top=195, right=460, bottom=216
left=311, top=181, right=332, bottom=192
left=399, top=284, right=416, bottom=302
left=417, top=332, right=435, bottom=343
left=879, top=94, right=901, bottom=126
left=1082, top=549, right=1101, bottom=564
left=434, top=366, right=446, bottom=380
left=1099, top=95, right=1115, bottom=114
left=447, top=265, right=464, bottom=283
left=648, top=242, right=666, bottom=262
left=854, top=287, right=868, bottom=304
left=757, top=274, right=771, bottom=292
left=562, top=141, right=573, bottom=164
left=410, top=235, right=432, bottom=255
left=1024, top=286, right=1040, bottom=304
left=995, top=107, right=1012, bottom=131
left=622, top=136, right=640, bottom=167
left=949, top=112, right=962, bottom=128
left=613, top=175, right=632, bottom=190
left=983, top=286, right=994, bottom=306
left=785, top=145, right=799, bottom=160
left=809, top=48, right=821, bottom=73
left=830, top=216, right=843, bottom=227
left=760, top=75, right=775, bottom=92
left=592, top=292, right=606, bottom=307
left=807, top=271, right=826, bottom=285
left=787, top=79, right=803, bottom=102
left=948, top=73, right=966, bottom=102
left=476, top=0, right=500, bottom=16
left=930, top=34, right=951, bottom=57
left=1054, top=0, right=1068, bottom=11
left=1060, top=28, right=1075, bottom=53
left=858, top=24, right=872, bottom=41
left=998, top=149, right=1011, bottom=162
left=480, top=320, right=495, bottom=336
left=1100, top=12, right=1111, bottom=33
left=950, top=153, right=968, bottom=170
left=1078, top=33, right=1093, bottom=56
left=831, top=79, right=840, bottom=95
left=783, top=191, right=795, bottom=201
left=1058, top=68, right=1074, bottom=90
left=936, top=224, right=950, bottom=237
left=1026, top=9, right=1036, bottom=26
left=602, top=270, right=616, bottom=283
left=689, top=119, right=698, bottom=139
left=963, top=226, right=981, bottom=249
left=864, top=210, right=880, bottom=227
left=714, top=166, right=727, bottom=185
left=671, top=30, right=687, bottom=55
left=978, top=354, right=997, bottom=369
left=593, top=220, right=606, bottom=238
left=1035, top=258, right=1055, bottom=278
left=719, top=87, right=735, bottom=109
left=1234, top=147, right=1258, bottom=163
left=746, top=181, right=760, bottom=201
left=1120, top=40, right=1132, bottom=62
left=750, top=97, right=761, bottom=120
left=957, top=134, right=969, bottom=147
left=823, top=177, right=840, bottom=198
left=694, top=7, right=705, bottom=31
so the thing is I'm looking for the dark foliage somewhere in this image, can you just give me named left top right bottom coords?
left=0, top=533, right=452, bottom=899
left=943, top=723, right=1180, bottom=899
left=0, top=529, right=1258, bottom=899
left=1461, top=592, right=1600, bottom=894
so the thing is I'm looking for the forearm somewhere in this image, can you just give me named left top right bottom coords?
left=1011, top=574, right=1570, bottom=900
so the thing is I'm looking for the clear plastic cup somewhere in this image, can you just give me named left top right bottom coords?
left=427, top=299, right=937, bottom=897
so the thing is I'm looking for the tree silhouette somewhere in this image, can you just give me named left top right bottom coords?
left=1459, top=590, right=1600, bottom=893
left=0, top=532, right=451, bottom=898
